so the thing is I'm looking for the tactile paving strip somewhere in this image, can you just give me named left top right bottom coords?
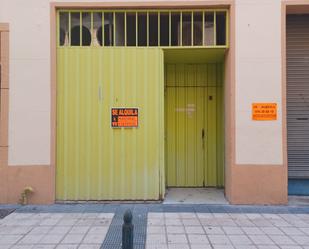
left=101, top=207, right=148, bottom=249
left=0, top=209, right=15, bottom=219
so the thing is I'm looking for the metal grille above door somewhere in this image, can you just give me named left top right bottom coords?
left=57, top=10, right=229, bottom=48
left=287, top=14, right=309, bottom=179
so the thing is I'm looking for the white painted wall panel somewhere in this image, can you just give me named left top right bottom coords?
left=0, top=0, right=51, bottom=165
left=235, top=0, right=283, bottom=165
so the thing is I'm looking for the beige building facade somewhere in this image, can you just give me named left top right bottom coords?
left=0, top=0, right=309, bottom=204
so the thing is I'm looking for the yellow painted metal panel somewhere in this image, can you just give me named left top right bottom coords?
left=166, top=64, right=175, bottom=86
left=216, top=63, right=224, bottom=86
left=164, top=49, right=226, bottom=64
left=175, top=64, right=185, bottom=87
left=216, top=86, right=224, bottom=187
left=166, top=63, right=223, bottom=87
left=207, top=64, right=217, bottom=86
left=196, top=64, right=207, bottom=87
left=205, top=87, right=217, bottom=186
left=165, top=87, right=176, bottom=186
left=57, top=47, right=164, bottom=200
left=165, top=63, right=224, bottom=187
left=166, top=87, right=204, bottom=186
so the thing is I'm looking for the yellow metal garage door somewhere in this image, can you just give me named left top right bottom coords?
left=165, top=64, right=224, bottom=187
left=56, top=48, right=164, bottom=201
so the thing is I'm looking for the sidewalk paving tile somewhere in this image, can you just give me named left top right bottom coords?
left=228, top=235, right=252, bottom=245
left=232, top=246, right=257, bottom=249
left=82, top=233, right=105, bottom=244
left=190, top=245, right=212, bottom=249
left=208, top=235, right=231, bottom=245
left=0, top=235, right=23, bottom=245
left=165, top=218, right=182, bottom=226
left=78, top=244, right=101, bottom=249
left=32, top=245, right=56, bottom=249
left=299, top=227, right=309, bottom=235
left=280, top=246, right=303, bottom=249
left=187, top=234, right=209, bottom=244
left=10, top=245, right=33, bottom=249
left=182, top=218, right=200, bottom=226
left=242, top=227, right=264, bottom=235
left=48, top=226, right=71, bottom=235
left=17, top=234, right=44, bottom=244
left=259, top=226, right=283, bottom=235
left=280, top=226, right=305, bottom=235
left=268, top=235, right=297, bottom=245
left=61, top=234, right=85, bottom=244
left=147, top=226, right=165, bottom=234
left=203, top=226, right=225, bottom=235
left=68, top=226, right=90, bottom=234
left=166, top=225, right=185, bottom=234
left=146, top=234, right=167, bottom=244
left=211, top=245, right=234, bottom=249
left=87, top=226, right=109, bottom=234
left=184, top=225, right=204, bottom=234
left=248, top=235, right=275, bottom=245
left=146, top=244, right=168, bottom=249
left=290, top=235, right=309, bottom=245
left=39, top=234, right=65, bottom=244
left=29, top=226, right=52, bottom=235
left=167, top=234, right=188, bottom=244
left=222, top=226, right=244, bottom=235
left=55, top=245, right=78, bottom=249
left=167, top=244, right=190, bottom=249
left=256, top=246, right=280, bottom=249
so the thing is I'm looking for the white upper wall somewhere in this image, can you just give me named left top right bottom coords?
left=0, top=0, right=284, bottom=165
left=235, top=0, right=283, bottom=165
left=1, top=0, right=51, bottom=165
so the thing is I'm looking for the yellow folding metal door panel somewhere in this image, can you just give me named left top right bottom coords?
left=56, top=48, right=164, bottom=200
left=204, top=63, right=224, bottom=187
left=166, top=87, right=204, bottom=187
left=165, top=63, right=224, bottom=188
left=205, top=87, right=217, bottom=186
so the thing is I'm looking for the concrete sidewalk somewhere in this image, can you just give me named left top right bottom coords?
left=0, top=204, right=309, bottom=249
left=146, top=211, right=309, bottom=249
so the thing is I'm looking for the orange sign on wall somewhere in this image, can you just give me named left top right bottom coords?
left=111, top=108, right=138, bottom=127
left=252, top=103, right=277, bottom=121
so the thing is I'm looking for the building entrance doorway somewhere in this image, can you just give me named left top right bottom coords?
left=165, top=63, right=224, bottom=188
left=56, top=9, right=228, bottom=200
